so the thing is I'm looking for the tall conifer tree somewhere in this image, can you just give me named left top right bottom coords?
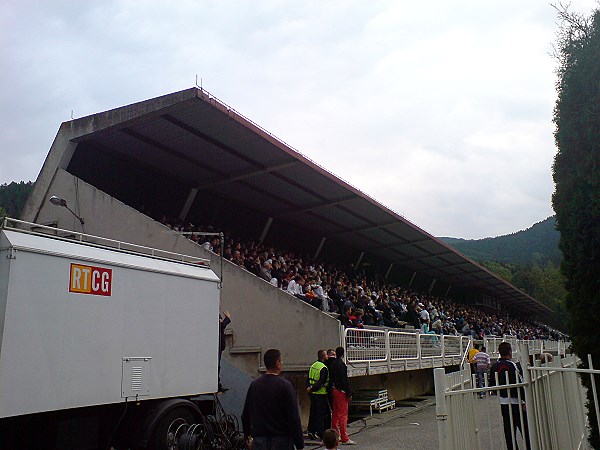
left=552, top=5, right=600, bottom=447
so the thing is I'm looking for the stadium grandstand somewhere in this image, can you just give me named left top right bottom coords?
left=20, top=87, right=561, bottom=422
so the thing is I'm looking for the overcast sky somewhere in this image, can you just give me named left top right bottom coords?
left=1, top=1, right=597, bottom=239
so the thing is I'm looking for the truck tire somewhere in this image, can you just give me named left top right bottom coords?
left=147, top=406, right=196, bottom=450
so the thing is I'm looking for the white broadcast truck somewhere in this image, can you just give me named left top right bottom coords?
left=0, top=218, right=240, bottom=450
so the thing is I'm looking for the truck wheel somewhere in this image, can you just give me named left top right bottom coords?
left=147, top=407, right=196, bottom=450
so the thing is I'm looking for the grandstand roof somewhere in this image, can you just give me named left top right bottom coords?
left=42, top=87, right=552, bottom=316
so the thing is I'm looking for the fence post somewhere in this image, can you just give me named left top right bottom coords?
left=441, top=334, right=445, bottom=357
left=386, top=330, right=391, bottom=372
left=519, top=342, right=539, bottom=450
left=434, top=368, right=449, bottom=450
left=417, top=333, right=422, bottom=368
left=588, top=354, right=600, bottom=442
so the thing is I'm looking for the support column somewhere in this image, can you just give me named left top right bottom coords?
left=428, top=279, right=437, bottom=294
left=444, top=284, right=452, bottom=297
left=355, top=251, right=364, bottom=269
left=408, top=272, right=417, bottom=288
left=258, top=217, right=273, bottom=245
left=313, top=237, right=326, bottom=261
left=179, top=187, right=198, bottom=221
left=384, top=263, right=394, bottom=279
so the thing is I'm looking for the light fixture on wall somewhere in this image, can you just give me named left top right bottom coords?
left=49, top=195, right=85, bottom=227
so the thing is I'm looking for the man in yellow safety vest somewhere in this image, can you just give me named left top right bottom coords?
left=306, top=349, right=330, bottom=440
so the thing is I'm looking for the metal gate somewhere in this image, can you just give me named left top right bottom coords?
left=435, top=344, right=598, bottom=449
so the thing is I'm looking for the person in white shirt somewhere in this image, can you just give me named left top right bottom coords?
left=473, top=346, right=491, bottom=398
left=287, top=275, right=306, bottom=299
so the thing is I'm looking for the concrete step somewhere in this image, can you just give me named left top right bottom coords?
left=229, top=345, right=262, bottom=354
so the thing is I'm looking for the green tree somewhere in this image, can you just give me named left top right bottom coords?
left=552, top=4, right=600, bottom=447
left=0, top=206, right=7, bottom=218
left=482, top=260, right=567, bottom=331
left=0, top=181, right=33, bottom=218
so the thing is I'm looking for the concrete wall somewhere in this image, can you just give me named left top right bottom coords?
left=217, top=359, right=253, bottom=421
left=349, top=369, right=434, bottom=402
left=32, top=170, right=342, bottom=372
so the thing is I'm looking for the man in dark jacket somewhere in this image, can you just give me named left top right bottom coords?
left=242, top=349, right=304, bottom=450
left=489, top=342, right=531, bottom=450
left=218, top=311, right=231, bottom=393
left=324, top=349, right=337, bottom=431
left=328, top=347, right=356, bottom=445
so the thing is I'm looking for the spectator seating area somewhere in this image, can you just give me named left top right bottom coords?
left=159, top=217, right=565, bottom=341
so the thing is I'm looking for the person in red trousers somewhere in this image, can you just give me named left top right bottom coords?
left=328, top=346, right=356, bottom=445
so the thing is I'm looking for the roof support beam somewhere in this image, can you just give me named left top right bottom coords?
left=444, top=284, right=452, bottom=297
left=366, top=237, right=431, bottom=251
left=428, top=279, right=437, bottom=295
left=314, top=237, right=327, bottom=261
left=385, top=263, right=394, bottom=279
left=179, top=187, right=198, bottom=221
left=408, top=272, right=417, bottom=288
left=259, top=217, right=273, bottom=246
left=197, top=161, right=301, bottom=191
left=120, top=128, right=227, bottom=177
left=355, top=252, right=365, bottom=269
left=161, top=113, right=261, bottom=167
left=391, top=250, right=456, bottom=266
left=326, top=221, right=399, bottom=239
left=421, top=260, right=476, bottom=272
left=274, top=195, right=357, bottom=218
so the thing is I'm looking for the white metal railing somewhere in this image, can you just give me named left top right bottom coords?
left=435, top=344, right=592, bottom=450
left=484, top=336, right=569, bottom=360
left=1, top=217, right=212, bottom=267
left=527, top=353, right=591, bottom=449
left=420, top=333, right=443, bottom=357
left=446, top=364, right=472, bottom=391
left=345, top=328, right=387, bottom=363
left=541, top=340, right=560, bottom=352
left=389, top=331, right=419, bottom=360
left=442, top=335, right=464, bottom=358
left=344, top=327, right=570, bottom=376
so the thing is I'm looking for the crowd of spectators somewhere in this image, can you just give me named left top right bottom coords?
left=160, top=217, right=564, bottom=341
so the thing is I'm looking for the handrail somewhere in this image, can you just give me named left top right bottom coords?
left=460, top=338, right=472, bottom=368
left=344, top=327, right=570, bottom=373
left=1, top=217, right=212, bottom=267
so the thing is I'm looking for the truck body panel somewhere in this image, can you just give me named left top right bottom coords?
left=0, top=229, right=220, bottom=418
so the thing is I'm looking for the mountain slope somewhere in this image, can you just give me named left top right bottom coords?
left=440, top=217, right=562, bottom=266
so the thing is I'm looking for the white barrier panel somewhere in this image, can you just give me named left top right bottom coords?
left=420, top=333, right=442, bottom=357
left=446, top=364, right=471, bottom=391
left=345, top=328, right=387, bottom=363
left=442, top=335, right=463, bottom=357
left=542, top=340, right=559, bottom=352
left=389, top=331, right=418, bottom=360
left=484, top=337, right=501, bottom=356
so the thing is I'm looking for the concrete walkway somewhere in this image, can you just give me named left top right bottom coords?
left=303, top=394, right=524, bottom=450
left=305, top=395, right=439, bottom=449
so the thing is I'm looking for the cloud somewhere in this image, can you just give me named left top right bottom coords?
left=2, top=0, right=597, bottom=238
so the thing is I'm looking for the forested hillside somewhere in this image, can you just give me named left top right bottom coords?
left=0, top=181, right=34, bottom=218
left=441, top=216, right=561, bottom=266
left=441, top=217, right=566, bottom=329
